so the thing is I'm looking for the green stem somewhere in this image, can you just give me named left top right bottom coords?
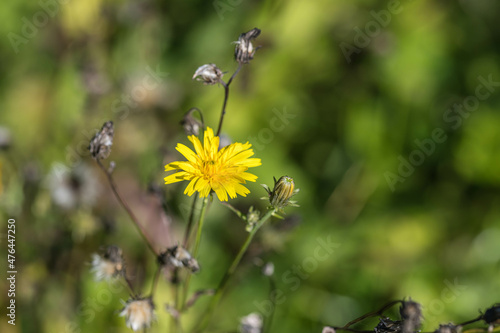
left=193, top=209, right=275, bottom=332
left=181, top=196, right=209, bottom=311
left=192, top=197, right=209, bottom=258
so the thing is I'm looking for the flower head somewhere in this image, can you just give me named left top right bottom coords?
left=159, top=245, right=200, bottom=273
left=435, top=324, right=460, bottom=333
left=88, top=121, right=114, bottom=160
left=484, top=304, right=500, bottom=328
left=120, top=297, right=155, bottom=331
left=262, top=176, right=299, bottom=212
left=375, top=317, right=403, bottom=333
left=192, top=64, right=224, bottom=85
left=234, top=28, right=261, bottom=64
left=239, top=313, right=263, bottom=333
left=181, top=108, right=204, bottom=136
left=91, top=245, right=124, bottom=281
left=164, top=127, right=261, bottom=201
left=400, top=299, right=422, bottom=333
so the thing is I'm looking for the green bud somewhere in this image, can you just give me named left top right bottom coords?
left=261, top=176, right=299, bottom=212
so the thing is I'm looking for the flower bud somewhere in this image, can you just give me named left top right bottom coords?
left=88, top=121, right=114, bottom=160
left=192, top=64, right=224, bottom=85
left=262, top=176, right=299, bottom=212
left=234, top=28, right=261, bottom=64
left=245, top=206, right=260, bottom=232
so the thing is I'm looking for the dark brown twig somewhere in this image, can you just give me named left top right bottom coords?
left=216, top=64, right=242, bottom=137
left=96, top=159, right=158, bottom=256
left=342, top=300, right=402, bottom=329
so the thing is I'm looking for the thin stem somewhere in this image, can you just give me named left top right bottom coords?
left=458, top=315, right=483, bottom=327
left=328, top=328, right=374, bottom=333
left=192, top=196, right=209, bottom=258
left=264, top=276, right=277, bottom=333
left=181, top=196, right=209, bottom=311
left=96, top=159, right=158, bottom=255
left=216, top=64, right=242, bottom=137
left=194, top=209, right=275, bottom=333
left=183, top=193, right=199, bottom=248
left=342, top=300, right=402, bottom=329
left=123, top=275, right=137, bottom=298
left=221, top=201, right=244, bottom=220
left=150, top=265, right=162, bottom=298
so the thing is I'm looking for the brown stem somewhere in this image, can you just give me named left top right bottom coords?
left=123, top=275, right=137, bottom=298
left=216, top=64, right=242, bottom=137
left=458, top=315, right=483, bottom=327
left=150, top=265, right=162, bottom=298
left=96, top=159, right=158, bottom=256
left=328, top=328, right=374, bottom=333
left=342, top=300, right=402, bottom=329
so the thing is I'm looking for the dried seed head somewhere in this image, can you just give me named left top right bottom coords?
left=120, top=297, right=156, bottom=331
left=181, top=108, right=204, bottom=136
left=262, top=176, right=299, bottom=212
left=91, top=245, right=124, bottom=281
left=239, top=313, right=263, bottom=333
left=434, top=324, right=460, bottom=333
left=400, top=299, right=423, bottom=333
left=234, top=28, right=261, bottom=64
left=88, top=121, right=114, bottom=160
left=160, top=245, right=200, bottom=273
left=262, top=262, right=274, bottom=277
left=484, top=304, right=500, bottom=326
left=47, top=163, right=100, bottom=210
left=192, top=64, right=224, bottom=85
left=375, top=317, right=404, bottom=333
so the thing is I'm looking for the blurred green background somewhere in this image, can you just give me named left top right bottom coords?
left=1, top=0, right=500, bottom=332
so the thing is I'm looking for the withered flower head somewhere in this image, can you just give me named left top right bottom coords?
left=120, top=297, right=155, bottom=331
left=375, top=317, right=403, bottom=333
left=234, top=28, right=261, bottom=64
left=262, top=176, right=299, bottom=212
left=484, top=304, right=500, bottom=327
left=91, top=245, right=124, bottom=281
left=161, top=245, right=200, bottom=273
left=181, top=108, right=204, bottom=136
left=239, top=313, right=263, bottom=333
left=88, top=121, right=114, bottom=160
left=322, top=328, right=336, bottom=333
left=435, top=324, right=460, bottom=333
left=400, top=299, right=423, bottom=333
left=192, top=64, right=224, bottom=85
left=262, top=262, right=274, bottom=277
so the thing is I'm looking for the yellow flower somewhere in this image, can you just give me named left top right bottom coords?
left=165, top=127, right=261, bottom=201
